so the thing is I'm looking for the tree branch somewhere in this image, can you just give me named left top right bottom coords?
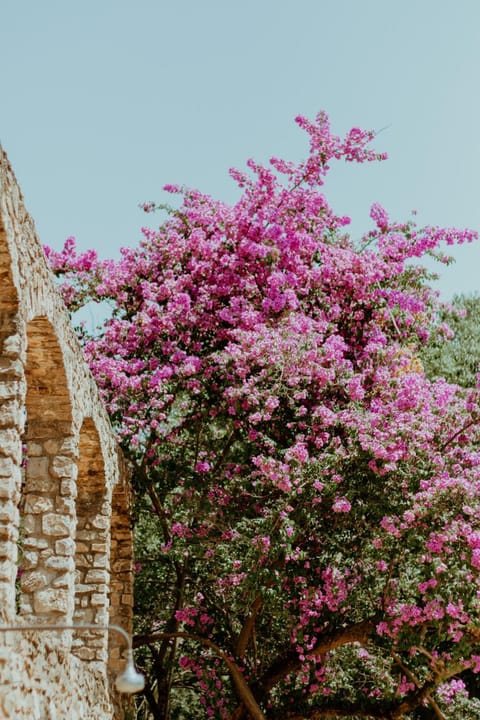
left=257, top=618, right=377, bottom=695
left=236, top=595, right=262, bottom=659
left=391, top=652, right=445, bottom=720
left=134, top=631, right=266, bottom=720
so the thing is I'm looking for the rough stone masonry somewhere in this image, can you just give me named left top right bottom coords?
left=0, top=147, right=134, bottom=719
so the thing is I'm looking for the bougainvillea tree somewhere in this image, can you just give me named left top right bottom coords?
left=46, top=112, right=480, bottom=719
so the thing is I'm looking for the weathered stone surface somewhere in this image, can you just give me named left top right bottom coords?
left=23, top=537, right=48, bottom=550
left=0, top=382, right=19, bottom=400
left=22, top=550, right=38, bottom=569
left=0, top=148, right=133, bottom=718
left=85, top=569, right=109, bottom=584
left=0, top=428, right=22, bottom=461
left=50, top=456, right=76, bottom=479
left=2, top=333, right=21, bottom=357
left=93, top=553, right=109, bottom=568
left=0, top=457, right=13, bottom=478
left=91, top=542, right=108, bottom=553
left=90, top=593, right=107, bottom=606
left=44, top=555, right=74, bottom=571
left=0, top=559, right=15, bottom=582
left=0, top=358, right=23, bottom=377
left=55, top=496, right=75, bottom=514
left=20, top=570, right=48, bottom=592
left=55, top=537, right=75, bottom=556
left=60, top=478, right=77, bottom=497
left=42, top=513, right=72, bottom=537
left=51, top=573, right=71, bottom=588
left=23, top=495, right=54, bottom=514
left=91, top=515, right=109, bottom=530
left=72, top=646, right=96, bottom=661
left=33, top=588, right=69, bottom=614
left=0, top=500, right=16, bottom=524
left=26, top=456, right=49, bottom=480
left=0, top=401, right=23, bottom=428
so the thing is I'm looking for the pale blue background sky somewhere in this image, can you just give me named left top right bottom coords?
left=2, top=0, right=480, bottom=298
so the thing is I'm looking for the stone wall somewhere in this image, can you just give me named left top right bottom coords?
left=0, top=147, right=134, bottom=719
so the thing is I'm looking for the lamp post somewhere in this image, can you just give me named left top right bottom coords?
left=0, top=622, right=145, bottom=694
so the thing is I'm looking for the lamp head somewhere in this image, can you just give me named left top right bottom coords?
left=115, top=650, right=145, bottom=694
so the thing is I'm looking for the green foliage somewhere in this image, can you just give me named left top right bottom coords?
left=421, top=294, right=480, bottom=388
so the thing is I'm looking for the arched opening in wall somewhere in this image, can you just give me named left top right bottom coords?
left=72, top=417, right=109, bottom=664
left=0, top=221, right=23, bottom=624
left=108, top=477, right=134, bottom=679
left=19, top=316, right=74, bottom=624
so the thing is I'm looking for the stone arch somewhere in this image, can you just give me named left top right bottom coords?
left=19, top=316, right=75, bottom=623
left=72, top=417, right=110, bottom=664
left=0, top=148, right=135, bottom=718
left=0, top=225, right=23, bottom=623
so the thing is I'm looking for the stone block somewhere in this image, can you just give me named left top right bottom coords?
left=0, top=477, right=12, bottom=500
left=23, top=475, right=50, bottom=492
left=21, top=513, right=38, bottom=534
left=2, top=334, right=22, bottom=358
left=51, top=573, right=70, bottom=588
left=74, top=553, right=92, bottom=569
left=112, top=559, right=131, bottom=573
left=55, top=538, right=75, bottom=556
left=33, top=588, right=69, bottom=615
left=0, top=539, right=15, bottom=560
left=0, top=559, right=15, bottom=582
left=0, top=428, right=21, bottom=462
left=72, top=646, right=95, bottom=660
left=39, top=548, right=54, bottom=561
left=0, top=382, right=18, bottom=401
left=18, top=597, right=33, bottom=615
left=43, top=439, right=61, bottom=454
left=85, top=569, right=109, bottom=584
left=0, top=401, right=21, bottom=428
left=60, top=479, right=77, bottom=498
left=0, top=358, right=23, bottom=378
left=75, top=529, right=97, bottom=541
left=23, top=494, right=53, bottom=514
left=23, top=537, right=48, bottom=550
left=91, top=542, right=108, bottom=553
left=93, top=553, right=108, bottom=568
left=45, top=556, right=74, bottom=571
left=91, top=515, right=109, bottom=530
left=42, top=513, right=72, bottom=537
left=0, top=457, right=13, bottom=478
left=27, top=442, right=43, bottom=457
left=59, top=437, right=77, bottom=456
left=90, top=593, right=106, bottom=606
left=50, top=456, right=75, bottom=479
left=22, top=550, right=39, bottom=569
left=55, top=496, right=75, bottom=514
left=0, top=500, right=16, bottom=524
left=26, top=456, right=49, bottom=480
left=20, top=570, right=48, bottom=592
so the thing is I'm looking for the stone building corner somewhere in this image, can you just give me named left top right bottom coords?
left=0, top=147, right=135, bottom=719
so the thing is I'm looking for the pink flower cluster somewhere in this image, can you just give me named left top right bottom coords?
left=45, top=111, right=480, bottom=716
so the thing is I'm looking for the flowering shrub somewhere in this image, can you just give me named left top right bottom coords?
left=46, top=112, right=480, bottom=719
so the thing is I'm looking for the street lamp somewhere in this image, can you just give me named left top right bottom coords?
left=0, top=622, right=145, bottom=694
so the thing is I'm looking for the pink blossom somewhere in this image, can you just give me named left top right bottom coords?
left=332, top=497, right=351, bottom=513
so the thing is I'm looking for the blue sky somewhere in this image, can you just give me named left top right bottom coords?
left=2, top=0, right=480, bottom=298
